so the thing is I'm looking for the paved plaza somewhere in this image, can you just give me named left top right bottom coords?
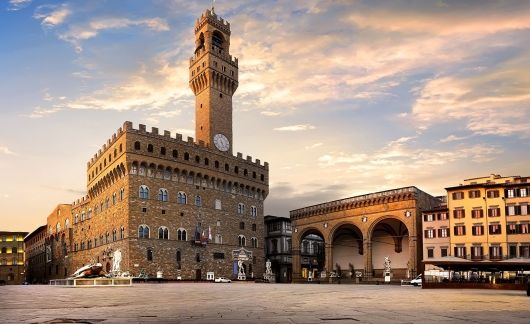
left=0, top=283, right=529, bottom=323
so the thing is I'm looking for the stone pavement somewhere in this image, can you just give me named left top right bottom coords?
left=0, top=282, right=528, bottom=323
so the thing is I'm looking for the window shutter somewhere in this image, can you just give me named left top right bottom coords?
left=480, top=209, right=484, bottom=218
left=433, top=230, right=436, bottom=238
left=496, top=208, right=501, bottom=216
left=454, top=246, right=458, bottom=256
left=424, top=230, right=428, bottom=238
left=453, top=227, right=457, bottom=235
left=438, top=229, right=442, bottom=237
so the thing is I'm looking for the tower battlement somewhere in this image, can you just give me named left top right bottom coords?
left=87, top=121, right=268, bottom=170
left=195, top=9, right=230, bottom=34
left=189, top=47, right=238, bottom=67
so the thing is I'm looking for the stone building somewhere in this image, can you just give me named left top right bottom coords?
left=264, top=216, right=293, bottom=283
left=24, top=225, right=47, bottom=284
left=42, top=8, right=269, bottom=281
left=290, top=187, right=440, bottom=281
left=0, top=231, right=28, bottom=285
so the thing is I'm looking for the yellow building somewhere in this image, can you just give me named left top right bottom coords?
left=0, top=231, right=28, bottom=285
left=446, top=174, right=529, bottom=261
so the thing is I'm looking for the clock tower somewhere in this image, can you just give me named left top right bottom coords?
left=189, top=8, right=238, bottom=154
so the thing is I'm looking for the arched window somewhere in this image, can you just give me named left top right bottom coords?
left=195, top=195, right=202, bottom=207
left=212, top=30, right=224, bottom=48
left=176, top=250, right=181, bottom=269
left=131, top=162, right=138, bottom=174
left=147, top=144, right=154, bottom=153
left=215, top=160, right=219, bottom=168
left=147, top=248, right=153, bottom=261
left=138, top=225, right=150, bottom=239
left=250, top=206, right=257, bottom=218
left=119, top=143, right=123, bottom=153
left=177, top=192, right=187, bottom=204
left=120, top=188, right=125, bottom=200
left=238, top=203, right=245, bottom=214
left=204, top=158, right=209, bottom=166
left=139, top=164, right=146, bottom=176
left=81, top=212, right=85, bottom=222
left=134, top=141, right=140, bottom=150
left=195, top=155, right=200, bottom=163
left=184, top=152, right=190, bottom=160
left=234, top=166, right=239, bottom=174
left=252, top=223, right=256, bottom=231
left=120, top=226, right=125, bottom=240
left=112, top=192, right=117, bottom=205
left=139, top=185, right=149, bottom=199
left=251, top=237, right=258, bottom=248
left=215, top=234, right=222, bottom=244
left=172, top=149, right=178, bottom=158
left=238, top=235, right=246, bottom=247
left=158, top=188, right=168, bottom=202
left=160, top=147, right=166, bottom=155
left=177, top=228, right=187, bottom=241
left=225, top=163, right=229, bottom=171
left=65, top=219, right=70, bottom=229
left=112, top=229, right=117, bottom=241
left=158, top=226, right=169, bottom=240
left=239, top=221, right=245, bottom=230
left=56, top=222, right=61, bottom=233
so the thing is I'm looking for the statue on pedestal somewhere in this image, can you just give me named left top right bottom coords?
left=383, top=256, right=391, bottom=282
left=237, top=259, right=246, bottom=280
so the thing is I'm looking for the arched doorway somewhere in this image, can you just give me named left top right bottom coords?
left=299, top=229, right=325, bottom=280
left=371, top=218, right=410, bottom=279
left=332, top=224, right=363, bottom=278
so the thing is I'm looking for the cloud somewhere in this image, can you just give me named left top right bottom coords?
left=0, top=146, right=16, bottom=156
left=59, top=17, right=170, bottom=52
left=412, top=57, right=530, bottom=137
left=305, top=142, right=323, bottom=150
left=27, top=106, right=62, bottom=118
left=440, top=135, right=469, bottom=143
left=273, top=124, right=316, bottom=132
left=7, top=0, right=31, bottom=11
left=33, top=5, right=70, bottom=27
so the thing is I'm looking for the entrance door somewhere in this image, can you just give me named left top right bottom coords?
left=195, top=269, right=201, bottom=281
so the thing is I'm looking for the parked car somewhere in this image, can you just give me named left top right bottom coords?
left=411, top=274, right=422, bottom=286
left=214, top=277, right=231, bottom=283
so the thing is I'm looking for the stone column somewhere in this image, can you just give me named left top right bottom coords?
left=291, top=248, right=301, bottom=282
left=408, top=235, right=417, bottom=278
left=325, top=243, right=333, bottom=275
left=363, top=239, right=372, bottom=280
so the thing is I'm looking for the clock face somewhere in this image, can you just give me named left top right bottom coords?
left=213, top=133, right=230, bottom=152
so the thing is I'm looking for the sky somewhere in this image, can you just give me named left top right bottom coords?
left=1, top=0, right=530, bottom=232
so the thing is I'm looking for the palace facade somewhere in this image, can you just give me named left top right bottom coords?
left=37, top=8, right=269, bottom=281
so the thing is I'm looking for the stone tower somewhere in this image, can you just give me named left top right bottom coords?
left=189, top=8, right=238, bottom=154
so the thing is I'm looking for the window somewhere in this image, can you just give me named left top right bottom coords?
left=521, top=188, right=528, bottom=197
left=238, top=203, right=245, bottom=214
left=427, top=248, right=434, bottom=258
left=251, top=237, right=258, bottom=248
left=454, top=246, right=466, bottom=258
left=424, top=229, right=435, bottom=239
left=489, top=224, right=501, bottom=235
left=454, top=225, right=466, bottom=236
left=521, top=204, right=528, bottom=215
left=139, top=165, right=146, bottom=176
left=138, top=225, right=150, bottom=239
left=120, top=226, right=125, bottom=240
left=215, top=199, right=222, bottom=210
left=147, top=248, right=153, bottom=261
left=441, top=248, right=448, bottom=257
left=488, top=207, right=501, bottom=217
left=195, top=155, right=200, bottom=163
left=487, top=190, right=499, bottom=198
left=112, top=192, right=117, bottom=205
left=177, top=228, right=187, bottom=241
left=250, top=206, right=257, bottom=218
left=468, top=190, right=481, bottom=198
left=424, top=214, right=434, bottom=222
left=195, top=195, right=202, bottom=207
left=176, top=250, right=181, bottom=269
left=160, top=147, right=166, bottom=155
left=196, top=253, right=201, bottom=262
left=172, top=150, right=178, bottom=158
left=506, top=189, right=515, bottom=198
left=106, top=232, right=110, bottom=244
left=225, top=163, right=229, bottom=171
left=158, top=188, right=168, bottom=202
left=471, top=246, right=483, bottom=259
left=471, top=209, right=483, bottom=218
left=521, top=223, right=530, bottom=234
left=215, top=160, right=219, bottom=168
left=252, top=223, right=256, bottom=231
left=134, top=141, right=140, bottom=150
left=507, top=223, right=518, bottom=235
left=112, top=229, right=117, bottom=241
left=239, top=222, right=245, bottom=230
left=438, top=228, right=449, bottom=238
left=452, top=192, right=464, bottom=200
left=213, top=252, right=225, bottom=259
left=520, top=245, right=530, bottom=258
left=184, top=152, right=189, bottom=160
left=12, top=247, right=17, bottom=254
left=234, top=166, right=239, bottom=174
left=147, top=144, right=154, bottom=153
left=489, top=246, right=502, bottom=260
left=158, top=227, right=169, bottom=240
left=472, top=225, right=484, bottom=236
left=177, top=192, right=187, bottom=204
left=139, top=185, right=149, bottom=199
left=453, top=209, right=465, bottom=219
left=120, top=188, right=125, bottom=201
left=238, top=235, right=246, bottom=247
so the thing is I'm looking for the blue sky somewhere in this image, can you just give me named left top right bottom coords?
left=1, top=0, right=530, bottom=231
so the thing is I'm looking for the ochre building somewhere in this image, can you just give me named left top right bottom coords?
left=0, top=231, right=28, bottom=285
left=290, top=187, right=440, bottom=281
left=42, top=8, right=269, bottom=281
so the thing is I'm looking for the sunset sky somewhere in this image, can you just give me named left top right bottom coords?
left=1, top=0, right=530, bottom=232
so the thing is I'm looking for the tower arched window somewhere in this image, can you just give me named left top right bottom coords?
left=184, top=152, right=189, bottom=160
left=112, top=192, right=117, bottom=205
left=195, top=195, right=202, bottom=207
left=251, top=237, right=258, bottom=248
left=158, top=226, right=169, bottom=240
left=177, top=228, right=187, bottom=241
left=120, top=226, right=125, bottom=240
left=250, top=206, right=257, bottom=218
left=239, top=221, right=245, bottom=230
left=147, top=248, right=153, bottom=261
left=134, top=141, right=140, bottom=150
left=172, top=150, right=178, bottom=158
left=120, top=188, right=125, bottom=200
left=160, top=147, right=166, bottom=155
left=131, top=162, right=138, bottom=174
left=138, top=225, right=150, bottom=239
left=238, top=235, right=246, bottom=247
left=158, top=188, right=168, bottom=202
left=139, top=185, right=149, bottom=199
left=177, top=192, right=187, bottom=204
left=112, top=229, right=117, bottom=241
left=238, top=203, right=245, bottom=215
left=212, top=30, right=224, bottom=48
left=147, top=144, right=154, bottom=153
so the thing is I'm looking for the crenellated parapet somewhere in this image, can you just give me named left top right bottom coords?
left=72, top=195, right=91, bottom=208
left=87, top=121, right=130, bottom=168
left=195, top=9, right=230, bottom=35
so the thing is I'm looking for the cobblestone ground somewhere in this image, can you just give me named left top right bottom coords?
left=0, top=283, right=528, bottom=323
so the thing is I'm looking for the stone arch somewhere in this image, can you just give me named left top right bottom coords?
left=329, top=222, right=364, bottom=275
